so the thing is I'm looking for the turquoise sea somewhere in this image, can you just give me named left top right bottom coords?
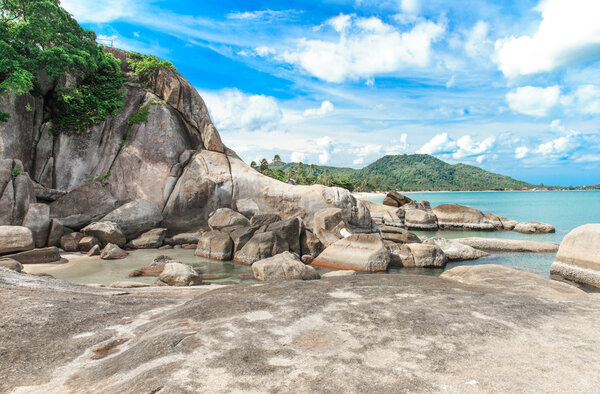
left=363, top=191, right=600, bottom=278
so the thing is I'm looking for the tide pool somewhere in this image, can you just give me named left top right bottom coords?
left=363, top=190, right=600, bottom=277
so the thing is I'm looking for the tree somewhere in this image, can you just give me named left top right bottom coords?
left=260, top=158, right=268, bottom=171
left=273, top=154, right=281, bottom=164
left=250, top=161, right=257, bottom=168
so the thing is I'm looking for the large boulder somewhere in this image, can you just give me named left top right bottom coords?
left=229, top=226, right=259, bottom=254
left=387, top=243, right=415, bottom=267
left=208, top=208, right=250, bottom=231
left=129, top=228, right=167, bottom=249
left=432, top=203, right=495, bottom=231
left=313, top=208, right=347, bottom=247
left=250, top=212, right=281, bottom=227
left=100, top=199, right=163, bottom=239
left=49, top=183, right=118, bottom=229
left=100, top=243, right=128, bottom=260
left=195, top=231, right=233, bottom=261
left=78, top=236, right=101, bottom=252
left=379, top=225, right=420, bottom=244
left=155, top=262, right=203, bottom=286
left=361, top=200, right=404, bottom=228
left=402, top=204, right=438, bottom=230
left=0, top=258, right=23, bottom=272
left=234, top=231, right=289, bottom=265
left=166, top=232, right=203, bottom=246
left=22, top=203, right=50, bottom=248
left=300, top=229, right=324, bottom=257
left=423, top=237, right=488, bottom=261
left=550, top=224, right=600, bottom=288
left=252, top=252, right=320, bottom=281
left=82, top=222, right=126, bottom=247
left=382, top=191, right=413, bottom=207
left=0, top=226, right=34, bottom=255
left=0, top=159, right=35, bottom=226
left=60, top=232, right=84, bottom=252
left=3, top=247, right=61, bottom=264
left=312, top=233, right=390, bottom=272
left=259, top=218, right=302, bottom=255
left=46, top=219, right=64, bottom=247
left=513, top=221, right=555, bottom=234
left=404, top=243, right=447, bottom=268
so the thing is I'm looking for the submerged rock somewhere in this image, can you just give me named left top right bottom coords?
left=550, top=224, right=600, bottom=289
left=252, top=252, right=320, bottom=281
left=312, top=233, right=390, bottom=272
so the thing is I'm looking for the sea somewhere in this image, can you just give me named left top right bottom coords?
left=363, top=190, right=600, bottom=278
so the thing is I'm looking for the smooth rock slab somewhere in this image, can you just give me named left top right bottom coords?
left=252, top=252, right=320, bottom=281
left=453, top=237, right=559, bottom=253
left=433, top=203, right=495, bottom=231
left=0, top=226, right=34, bottom=254
left=4, top=247, right=61, bottom=264
left=129, top=228, right=167, bottom=249
left=312, top=233, right=390, bottom=272
left=100, top=199, right=163, bottom=239
left=513, top=221, right=555, bottom=234
left=550, top=224, right=600, bottom=288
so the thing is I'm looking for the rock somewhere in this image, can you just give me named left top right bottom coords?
left=0, top=159, right=36, bottom=226
left=387, top=244, right=415, bottom=267
left=159, top=245, right=173, bottom=250
left=498, top=216, right=518, bottom=231
left=0, top=226, right=34, bottom=254
left=181, top=244, right=196, bottom=249
left=386, top=191, right=413, bottom=206
left=109, top=281, right=151, bottom=288
left=250, top=212, right=282, bottom=227
left=483, top=213, right=504, bottom=230
left=403, top=205, right=438, bottom=230
left=229, top=226, right=258, bottom=253
left=87, top=244, right=100, bottom=256
left=4, top=247, right=61, bottom=264
left=22, top=203, right=50, bottom=248
left=423, top=237, right=489, bottom=261
left=129, top=255, right=176, bottom=277
left=167, top=232, right=203, bottom=245
left=382, top=196, right=399, bottom=207
left=432, top=203, right=495, bottom=230
left=100, top=199, right=163, bottom=239
left=301, top=255, right=314, bottom=264
left=155, top=262, right=203, bottom=286
left=208, top=208, right=250, bottom=231
left=81, top=222, right=126, bottom=247
left=234, top=231, right=289, bottom=265
left=312, top=234, right=390, bottom=272
left=360, top=200, right=404, bottom=228
left=100, top=243, right=128, bottom=260
left=252, top=252, right=320, bottom=281
left=49, top=183, right=118, bottom=229
left=60, top=232, right=84, bottom=252
left=379, top=225, right=421, bottom=244
left=46, top=219, right=64, bottom=247
left=404, top=243, right=447, bottom=268
left=0, top=258, right=23, bottom=272
left=235, top=198, right=260, bottom=218
left=33, top=184, right=66, bottom=202
left=78, top=236, right=101, bottom=252
left=321, top=270, right=357, bottom=278
left=513, top=221, right=555, bottom=234
left=550, top=224, right=600, bottom=289
left=300, top=229, right=324, bottom=257
left=195, top=231, right=233, bottom=261
left=129, top=228, right=167, bottom=249
left=313, top=207, right=347, bottom=247
left=260, top=218, right=302, bottom=254
left=442, top=264, right=586, bottom=299
left=453, top=237, right=559, bottom=253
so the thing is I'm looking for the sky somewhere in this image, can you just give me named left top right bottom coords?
left=62, top=0, right=600, bottom=186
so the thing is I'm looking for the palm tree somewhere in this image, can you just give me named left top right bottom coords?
left=273, top=154, right=282, bottom=164
left=250, top=161, right=257, bottom=168
left=260, top=158, right=268, bottom=171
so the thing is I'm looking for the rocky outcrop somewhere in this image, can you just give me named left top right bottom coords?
left=21, top=203, right=50, bottom=248
left=453, top=237, right=559, bottom=253
left=0, top=159, right=35, bottom=226
left=100, top=243, right=127, bottom=260
left=100, top=199, right=163, bottom=239
left=154, top=262, right=203, bottom=286
left=0, top=258, right=23, bottom=272
left=129, top=228, right=166, bottom=249
left=402, top=202, right=438, bottom=230
left=360, top=200, right=404, bottom=228
left=423, top=237, right=489, bottom=261
left=208, top=208, right=250, bottom=231
left=313, top=207, right=347, bottom=247
left=60, top=232, right=83, bottom=252
left=234, top=231, right=289, bottom=265
left=195, top=231, right=233, bottom=261
left=513, top=221, right=555, bottom=234
left=259, top=217, right=302, bottom=255
left=252, top=252, right=320, bottom=281
left=432, top=203, right=495, bottom=230
left=4, top=246, right=61, bottom=264
left=382, top=191, right=412, bottom=207
left=379, top=225, right=420, bottom=244
left=82, top=221, right=126, bottom=247
left=0, top=226, right=34, bottom=255
left=300, top=229, right=324, bottom=257
left=49, top=183, right=118, bottom=229
left=550, top=224, right=600, bottom=288
left=403, top=243, right=447, bottom=268
left=250, top=212, right=281, bottom=227
left=312, top=234, right=390, bottom=272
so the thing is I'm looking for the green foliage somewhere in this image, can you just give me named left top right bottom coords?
left=10, top=168, right=20, bottom=176
left=127, top=52, right=176, bottom=83
left=0, top=112, right=9, bottom=122
left=128, top=102, right=150, bottom=126
left=0, top=0, right=126, bottom=134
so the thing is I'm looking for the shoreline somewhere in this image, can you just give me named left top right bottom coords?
left=354, top=189, right=600, bottom=198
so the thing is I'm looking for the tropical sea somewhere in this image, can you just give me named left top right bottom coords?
left=363, top=190, right=600, bottom=278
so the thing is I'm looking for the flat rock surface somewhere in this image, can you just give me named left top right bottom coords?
left=453, top=237, right=559, bottom=253
left=1, top=268, right=599, bottom=393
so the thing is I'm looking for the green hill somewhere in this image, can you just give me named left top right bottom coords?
left=256, top=154, right=533, bottom=192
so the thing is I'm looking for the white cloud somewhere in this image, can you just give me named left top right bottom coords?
left=417, top=133, right=457, bottom=154
left=353, top=158, right=365, bottom=165
left=290, top=151, right=306, bottom=162
left=464, top=21, right=492, bottom=60
left=505, top=85, right=561, bottom=117
left=453, top=135, right=496, bottom=159
left=316, top=136, right=335, bottom=164
left=281, top=14, right=444, bottom=83
left=255, top=46, right=276, bottom=57
left=303, top=100, right=335, bottom=117
left=401, top=0, right=420, bottom=15
left=226, top=9, right=299, bottom=21
left=536, top=130, right=583, bottom=156
left=61, top=0, right=136, bottom=23
left=515, top=146, right=530, bottom=159
left=318, top=151, right=331, bottom=164
left=202, top=88, right=283, bottom=132
left=569, top=85, right=600, bottom=114
left=495, top=0, right=600, bottom=77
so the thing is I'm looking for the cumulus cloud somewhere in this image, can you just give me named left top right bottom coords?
left=495, top=0, right=600, bottom=77
left=316, top=136, right=335, bottom=164
left=303, top=101, right=335, bottom=117
left=400, top=0, right=420, bottom=15
left=505, top=85, right=561, bottom=117
left=515, top=146, right=530, bottom=159
left=417, top=133, right=495, bottom=162
left=201, top=88, right=283, bottom=132
left=61, top=0, right=136, bottom=23
left=290, top=151, right=306, bottom=162
left=281, top=14, right=444, bottom=83
left=536, top=130, right=583, bottom=156
left=453, top=135, right=496, bottom=159
left=464, top=21, right=492, bottom=60
left=353, top=158, right=365, bottom=165
left=417, top=133, right=457, bottom=155
left=567, top=85, right=600, bottom=115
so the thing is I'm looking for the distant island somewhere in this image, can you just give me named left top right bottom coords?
left=252, top=154, right=599, bottom=192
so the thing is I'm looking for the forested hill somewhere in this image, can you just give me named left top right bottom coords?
left=260, top=154, right=533, bottom=191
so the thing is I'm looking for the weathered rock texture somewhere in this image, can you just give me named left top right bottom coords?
left=1, top=267, right=598, bottom=393
left=432, top=203, right=495, bottom=230
left=312, top=233, right=390, bottom=272
left=550, top=224, right=600, bottom=288
left=453, top=237, right=559, bottom=253
left=0, top=226, right=34, bottom=254
left=195, top=230, right=233, bottom=261
left=423, top=237, right=489, bottom=261
left=252, top=252, right=320, bottom=281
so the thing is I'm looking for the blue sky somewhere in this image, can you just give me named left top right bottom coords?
left=62, top=0, right=600, bottom=186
